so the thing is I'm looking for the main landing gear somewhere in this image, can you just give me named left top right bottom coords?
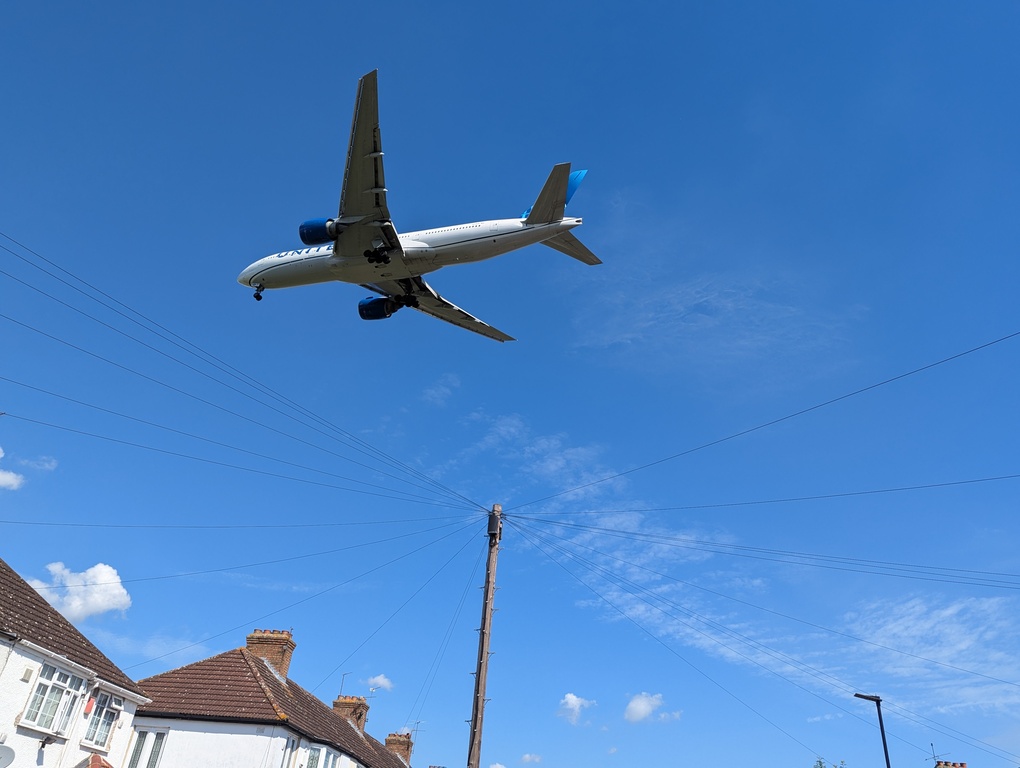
left=253, top=284, right=264, bottom=301
left=364, top=247, right=391, bottom=265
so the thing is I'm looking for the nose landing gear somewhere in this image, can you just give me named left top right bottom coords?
left=253, top=284, right=264, bottom=301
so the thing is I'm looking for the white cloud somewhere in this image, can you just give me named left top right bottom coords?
left=624, top=692, right=663, bottom=722
left=490, top=764, right=507, bottom=768
left=421, top=373, right=460, bottom=406
left=521, top=755, right=541, bottom=764
left=558, top=692, right=596, bottom=725
left=0, top=446, right=25, bottom=490
left=366, top=673, right=393, bottom=691
left=29, top=562, right=132, bottom=622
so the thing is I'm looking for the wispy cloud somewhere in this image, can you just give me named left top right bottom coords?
left=29, top=562, right=132, bottom=622
left=570, top=198, right=862, bottom=393
left=521, top=754, right=541, bottom=764
left=0, top=446, right=25, bottom=490
left=87, top=627, right=219, bottom=672
left=558, top=692, right=596, bottom=725
left=844, top=595, right=1020, bottom=711
left=421, top=373, right=460, bottom=407
left=436, top=410, right=622, bottom=506
left=19, top=455, right=58, bottom=471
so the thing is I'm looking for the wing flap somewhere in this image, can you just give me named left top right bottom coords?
left=364, top=278, right=515, bottom=342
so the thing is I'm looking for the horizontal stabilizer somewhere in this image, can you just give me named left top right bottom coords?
left=542, top=231, right=602, bottom=265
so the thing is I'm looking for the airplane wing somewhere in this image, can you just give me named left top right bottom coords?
left=334, top=70, right=403, bottom=259
left=363, top=277, right=516, bottom=342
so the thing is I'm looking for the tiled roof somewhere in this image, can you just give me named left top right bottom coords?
left=138, top=649, right=410, bottom=768
left=0, top=556, right=143, bottom=695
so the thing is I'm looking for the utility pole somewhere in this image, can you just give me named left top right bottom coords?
left=467, top=504, right=502, bottom=768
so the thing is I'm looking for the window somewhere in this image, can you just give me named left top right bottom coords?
left=82, top=691, right=123, bottom=748
left=127, top=730, right=166, bottom=768
left=306, top=746, right=341, bottom=768
left=22, top=663, right=87, bottom=734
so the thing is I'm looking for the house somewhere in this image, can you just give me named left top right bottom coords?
left=0, top=556, right=150, bottom=768
left=133, top=629, right=413, bottom=768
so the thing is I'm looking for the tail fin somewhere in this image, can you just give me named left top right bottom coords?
left=522, top=164, right=588, bottom=223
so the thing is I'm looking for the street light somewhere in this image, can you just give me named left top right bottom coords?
left=854, top=693, right=891, bottom=768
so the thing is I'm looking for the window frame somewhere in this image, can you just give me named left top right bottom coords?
left=21, top=662, right=88, bottom=736
left=81, top=690, right=124, bottom=749
left=127, top=729, right=167, bottom=768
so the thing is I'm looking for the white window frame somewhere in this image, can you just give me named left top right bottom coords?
left=21, top=662, right=88, bottom=735
left=127, top=729, right=167, bottom=768
left=82, top=690, right=123, bottom=749
left=306, top=745, right=342, bottom=768
left=307, top=746, right=322, bottom=768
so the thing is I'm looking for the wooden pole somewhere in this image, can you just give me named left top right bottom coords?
left=467, top=504, right=502, bottom=768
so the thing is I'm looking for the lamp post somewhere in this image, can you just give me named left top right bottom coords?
left=854, top=693, right=891, bottom=768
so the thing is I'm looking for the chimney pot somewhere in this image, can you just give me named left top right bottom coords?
left=245, top=629, right=296, bottom=678
left=333, top=694, right=369, bottom=731
left=385, top=732, right=413, bottom=765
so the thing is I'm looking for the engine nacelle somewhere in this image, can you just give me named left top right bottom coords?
left=358, top=297, right=402, bottom=320
left=299, top=218, right=346, bottom=245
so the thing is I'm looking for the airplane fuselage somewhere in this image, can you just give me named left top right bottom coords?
left=238, top=217, right=582, bottom=291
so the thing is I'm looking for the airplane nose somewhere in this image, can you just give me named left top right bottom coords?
left=237, top=265, right=255, bottom=286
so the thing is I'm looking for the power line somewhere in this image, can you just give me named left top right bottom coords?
left=30, top=519, right=480, bottom=589
left=4, top=412, right=471, bottom=507
left=123, top=518, right=483, bottom=672
left=1, top=373, right=474, bottom=508
left=508, top=514, right=1020, bottom=688
left=1, top=233, right=485, bottom=511
left=508, top=329, right=1020, bottom=511
left=510, top=513, right=1020, bottom=589
left=518, top=471, right=1020, bottom=515
left=507, top=517, right=1019, bottom=763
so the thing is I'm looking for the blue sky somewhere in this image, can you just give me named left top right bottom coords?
left=3, top=2, right=1020, bottom=766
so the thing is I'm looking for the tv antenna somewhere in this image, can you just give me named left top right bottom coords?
left=927, top=743, right=949, bottom=763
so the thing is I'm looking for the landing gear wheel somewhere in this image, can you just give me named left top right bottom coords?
left=253, top=285, right=264, bottom=301
left=364, top=247, right=391, bottom=265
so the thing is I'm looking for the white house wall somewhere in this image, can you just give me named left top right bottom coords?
left=0, top=640, right=139, bottom=768
left=131, top=716, right=297, bottom=768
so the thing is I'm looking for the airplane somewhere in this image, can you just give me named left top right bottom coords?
left=237, top=70, right=600, bottom=342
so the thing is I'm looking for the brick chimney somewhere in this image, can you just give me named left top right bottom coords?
left=333, top=695, right=369, bottom=731
left=245, top=629, right=296, bottom=677
left=385, top=732, right=413, bottom=765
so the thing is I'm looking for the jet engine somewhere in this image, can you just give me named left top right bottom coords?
left=358, top=297, right=403, bottom=320
left=299, top=218, right=346, bottom=245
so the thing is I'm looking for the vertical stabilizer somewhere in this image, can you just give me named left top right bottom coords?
left=524, top=163, right=572, bottom=224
